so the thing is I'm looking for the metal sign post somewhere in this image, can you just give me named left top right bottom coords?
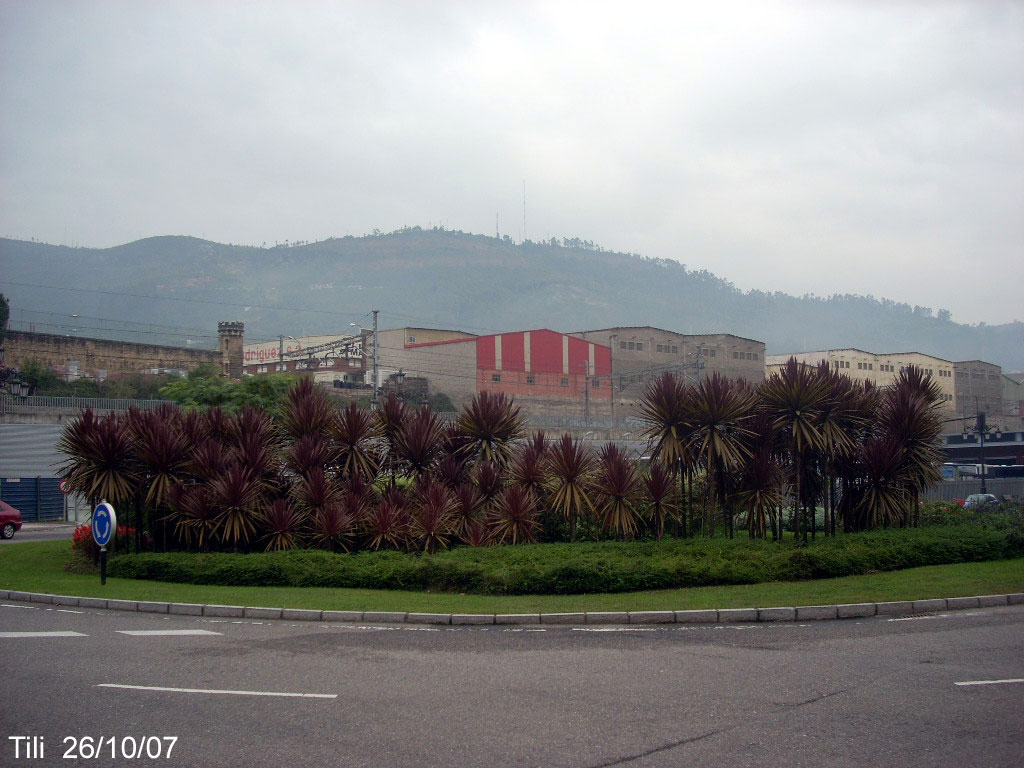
left=92, top=501, right=117, bottom=586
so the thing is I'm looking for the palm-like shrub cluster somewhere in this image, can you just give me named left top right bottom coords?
left=59, top=361, right=944, bottom=555
left=637, top=360, right=945, bottom=540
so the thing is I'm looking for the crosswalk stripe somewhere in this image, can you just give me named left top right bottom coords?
left=116, top=630, right=223, bottom=636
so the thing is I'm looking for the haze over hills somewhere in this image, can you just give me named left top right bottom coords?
left=1, top=229, right=1021, bottom=371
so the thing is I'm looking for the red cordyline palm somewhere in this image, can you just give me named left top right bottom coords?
left=849, top=436, right=910, bottom=528
left=508, top=444, right=547, bottom=497
left=758, top=358, right=828, bottom=544
left=733, top=411, right=786, bottom=539
left=394, top=406, right=445, bottom=479
left=375, top=393, right=408, bottom=486
left=58, top=410, right=140, bottom=516
left=637, top=372, right=695, bottom=536
left=279, top=378, right=336, bottom=441
left=261, top=498, right=305, bottom=551
left=458, top=391, right=525, bottom=465
left=129, top=404, right=190, bottom=551
left=178, top=409, right=210, bottom=448
left=594, top=444, right=642, bottom=539
left=687, top=373, right=756, bottom=537
left=462, top=518, right=492, bottom=547
left=169, top=484, right=218, bottom=552
left=452, top=482, right=486, bottom=540
left=411, top=479, right=456, bottom=553
left=814, top=364, right=871, bottom=536
left=877, top=365, right=944, bottom=526
left=330, top=401, right=379, bottom=480
left=291, top=467, right=342, bottom=519
left=208, top=464, right=262, bottom=549
left=545, top=434, right=596, bottom=542
left=310, top=494, right=361, bottom=552
left=188, top=438, right=230, bottom=483
left=489, top=485, right=538, bottom=545
left=364, top=496, right=410, bottom=551
left=434, top=453, right=471, bottom=490
left=643, top=462, right=676, bottom=541
left=473, top=461, right=505, bottom=508
left=285, top=434, right=336, bottom=480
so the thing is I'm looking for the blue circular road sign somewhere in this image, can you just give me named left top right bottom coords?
left=92, top=502, right=117, bottom=548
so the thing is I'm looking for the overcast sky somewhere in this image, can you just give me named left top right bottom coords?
left=1, top=0, right=1021, bottom=325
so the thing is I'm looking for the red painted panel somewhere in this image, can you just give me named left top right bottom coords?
left=567, top=336, right=590, bottom=376
left=477, top=336, right=495, bottom=370
left=594, top=344, right=611, bottom=376
left=530, top=330, right=564, bottom=374
left=503, top=332, right=526, bottom=372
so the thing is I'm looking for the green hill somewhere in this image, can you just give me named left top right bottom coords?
left=1, top=229, right=1020, bottom=370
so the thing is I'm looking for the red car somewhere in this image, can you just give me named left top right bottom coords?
left=0, top=500, right=23, bottom=539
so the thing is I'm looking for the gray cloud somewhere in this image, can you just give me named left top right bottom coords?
left=1, top=0, right=1021, bottom=323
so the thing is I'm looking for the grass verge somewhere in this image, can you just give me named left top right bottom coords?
left=1, top=540, right=1021, bottom=613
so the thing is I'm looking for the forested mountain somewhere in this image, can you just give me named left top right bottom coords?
left=2, top=229, right=1021, bottom=371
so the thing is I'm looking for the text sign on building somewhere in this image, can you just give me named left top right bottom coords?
left=243, top=334, right=364, bottom=364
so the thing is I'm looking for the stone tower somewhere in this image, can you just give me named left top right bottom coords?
left=218, top=322, right=244, bottom=379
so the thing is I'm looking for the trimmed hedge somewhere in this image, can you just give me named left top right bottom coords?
left=106, top=524, right=1021, bottom=595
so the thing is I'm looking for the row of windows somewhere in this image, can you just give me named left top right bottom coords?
left=834, top=361, right=851, bottom=369
left=732, top=351, right=758, bottom=361
left=493, top=373, right=581, bottom=388
left=620, top=341, right=645, bottom=351
left=858, top=362, right=874, bottom=370
left=655, top=344, right=679, bottom=354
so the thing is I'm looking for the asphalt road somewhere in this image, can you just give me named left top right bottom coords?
left=1, top=599, right=1021, bottom=767
left=0, top=522, right=78, bottom=544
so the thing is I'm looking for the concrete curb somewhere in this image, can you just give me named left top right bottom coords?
left=4, top=589, right=1022, bottom=625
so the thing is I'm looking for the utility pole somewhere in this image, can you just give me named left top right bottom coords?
left=372, top=309, right=380, bottom=406
left=584, top=361, right=590, bottom=426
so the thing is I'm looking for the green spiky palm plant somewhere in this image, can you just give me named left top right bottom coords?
left=279, top=378, right=336, bottom=441
left=489, top=485, right=539, bottom=545
left=687, top=373, right=755, bottom=537
left=545, top=434, right=596, bottom=542
left=410, top=479, right=455, bottom=553
left=758, top=358, right=828, bottom=544
left=594, top=444, right=641, bottom=539
left=330, top=401, right=380, bottom=480
left=458, top=391, right=525, bottom=466
left=261, top=498, right=306, bottom=551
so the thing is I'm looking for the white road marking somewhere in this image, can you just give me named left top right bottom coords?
left=0, top=631, right=87, bottom=638
left=954, top=678, right=1024, bottom=687
left=1, top=604, right=36, bottom=610
left=97, top=684, right=336, bottom=699
left=572, top=627, right=658, bottom=632
left=116, top=629, right=223, bottom=636
left=888, top=615, right=949, bottom=622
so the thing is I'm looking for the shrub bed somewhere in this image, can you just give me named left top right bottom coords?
left=107, top=524, right=1021, bottom=595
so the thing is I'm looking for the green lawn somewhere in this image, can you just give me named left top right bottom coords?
left=2, top=541, right=1021, bottom=613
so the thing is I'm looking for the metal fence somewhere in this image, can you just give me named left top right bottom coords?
left=923, top=478, right=1024, bottom=502
left=0, top=394, right=171, bottom=412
